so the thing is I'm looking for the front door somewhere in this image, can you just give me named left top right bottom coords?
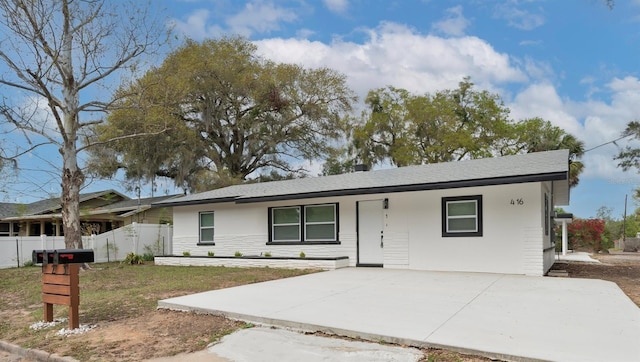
left=357, top=200, right=384, bottom=266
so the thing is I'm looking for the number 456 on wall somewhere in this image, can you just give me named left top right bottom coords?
left=510, top=198, right=524, bottom=205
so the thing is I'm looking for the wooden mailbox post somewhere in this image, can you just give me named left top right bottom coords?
left=33, top=249, right=94, bottom=330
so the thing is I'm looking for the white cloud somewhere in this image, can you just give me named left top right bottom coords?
left=510, top=83, right=582, bottom=134
left=509, top=77, right=640, bottom=183
left=431, top=6, right=470, bottom=37
left=296, top=28, right=315, bottom=39
left=493, top=3, right=545, bottom=30
left=170, top=1, right=297, bottom=39
left=227, top=1, right=297, bottom=36
left=519, top=39, right=542, bottom=46
left=324, top=0, right=349, bottom=14
left=520, top=56, right=555, bottom=82
left=169, top=9, right=224, bottom=39
left=255, top=22, right=527, bottom=99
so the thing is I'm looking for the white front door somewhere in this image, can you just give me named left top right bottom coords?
left=357, top=200, right=384, bottom=266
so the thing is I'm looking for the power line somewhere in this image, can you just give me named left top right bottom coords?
left=584, top=135, right=631, bottom=153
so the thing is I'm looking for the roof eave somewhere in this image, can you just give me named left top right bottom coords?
left=151, top=196, right=238, bottom=208
left=236, top=171, right=567, bottom=204
left=160, top=172, right=567, bottom=206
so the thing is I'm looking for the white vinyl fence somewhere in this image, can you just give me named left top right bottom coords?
left=0, top=223, right=172, bottom=269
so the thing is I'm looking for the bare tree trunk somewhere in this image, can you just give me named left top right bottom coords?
left=61, top=158, right=84, bottom=249
left=59, top=0, right=83, bottom=249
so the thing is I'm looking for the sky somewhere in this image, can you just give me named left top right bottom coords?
left=2, top=0, right=640, bottom=220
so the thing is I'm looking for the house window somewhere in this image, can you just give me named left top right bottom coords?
left=544, top=193, right=550, bottom=236
left=0, top=223, right=9, bottom=236
left=272, top=207, right=301, bottom=242
left=305, top=204, right=337, bottom=241
left=269, top=203, right=339, bottom=244
left=442, top=195, right=483, bottom=237
left=199, top=212, right=215, bottom=244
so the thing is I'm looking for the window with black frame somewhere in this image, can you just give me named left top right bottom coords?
left=269, top=203, right=338, bottom=244
left=441, top=195, right=483, bottom=237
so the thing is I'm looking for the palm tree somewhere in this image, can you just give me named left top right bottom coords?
left=520, top=118, right=585, bottom=187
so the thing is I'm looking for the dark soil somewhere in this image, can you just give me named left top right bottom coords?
left=551, top=251, right=640, bottom=306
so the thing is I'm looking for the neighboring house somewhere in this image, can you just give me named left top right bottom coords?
left=154, top=150, right=570, bottom=276
left=0, top=190, right=175, bottom=237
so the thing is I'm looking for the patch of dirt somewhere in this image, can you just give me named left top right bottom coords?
left=19, top=310, right=242, bottom=361
left=551, top=251, right=640, bottom=306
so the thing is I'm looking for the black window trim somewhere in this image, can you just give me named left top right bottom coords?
left=270, top=205, right=302, bottom=242
left=441, top=195, right=483, bottom=237
left=268, top=203, right=340, bottom=245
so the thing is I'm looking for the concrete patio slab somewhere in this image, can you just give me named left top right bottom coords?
left=158, top=268, right=640, bottom=362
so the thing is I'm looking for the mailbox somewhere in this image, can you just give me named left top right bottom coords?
left=32, top=249, right=94, bottom=265
left=32, top=250, right=55, bottom=264
left=53, top=249, right=94, bottom=264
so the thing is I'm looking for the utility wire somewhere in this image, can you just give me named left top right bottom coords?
left=584, top=134, right=631, bottom=153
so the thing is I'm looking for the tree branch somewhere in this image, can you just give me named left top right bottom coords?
left=78, top=128, right=169, bottom=153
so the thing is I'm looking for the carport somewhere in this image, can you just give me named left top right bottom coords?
left=159, top=268, right=640, bottom=361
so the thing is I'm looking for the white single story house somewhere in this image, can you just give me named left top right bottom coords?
left=154, top=150, right=570, bottom=276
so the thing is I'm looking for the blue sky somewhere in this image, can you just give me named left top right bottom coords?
left=2, top=0, right=640, bottom=220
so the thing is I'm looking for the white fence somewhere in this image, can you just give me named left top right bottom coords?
left=0, top=223, right=172, bottom=269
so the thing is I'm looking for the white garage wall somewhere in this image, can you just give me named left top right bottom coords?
left=389, top=183, right=543, bottom=275
left=171, top=181, right=547, bottom=275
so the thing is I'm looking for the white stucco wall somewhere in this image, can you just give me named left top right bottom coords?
left=171, top=181, right=551, bottom=275
left=172, top=199, right=359, bottom=266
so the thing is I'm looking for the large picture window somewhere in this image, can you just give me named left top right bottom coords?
left=199, top=211, right=215, bottom=244
left=269, top=203, right=338, bottom=244
left=442, top=195, right=483, bottom=237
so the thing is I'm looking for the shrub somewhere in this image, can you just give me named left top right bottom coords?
left=568, top=218, right=606, bottom=252
left=234, top=251, right=243, bottom=257
left=182, top=251, right=191, bottom=256
left=299, top=251, right=305, bottom=258
left=207, top=251, right=215, bottom=257
left=141, top=253, right=154, bottom=262
left=264, top=252, right=272, bottom=257
left=122, top=253, right=144, bottom=265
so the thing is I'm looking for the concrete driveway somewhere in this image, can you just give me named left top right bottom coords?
left=158, top=268, right=640, bottom=362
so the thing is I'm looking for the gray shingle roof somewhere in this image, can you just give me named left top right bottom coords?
left=92, top=195, right=179, bottom=213
left=155, top=150, right=570, bottom=207
left=0, top=190, right=130, bottom=219
left=0, top=203, right=17, bottom=218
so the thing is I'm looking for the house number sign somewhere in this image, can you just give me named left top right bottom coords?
left=510, top=198, right=524, bottom=206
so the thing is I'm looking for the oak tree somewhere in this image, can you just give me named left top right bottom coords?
left=350, top=79, right=584, bottom=186
left=352, top=79, right=512, bottom=166
left=87, top=37, right=356, bottom=192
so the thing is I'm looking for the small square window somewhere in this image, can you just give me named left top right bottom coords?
left=442, top=195, right=483, bottom=237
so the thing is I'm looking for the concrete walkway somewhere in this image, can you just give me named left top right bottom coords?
left=159, top=268, right=640, bottom=362
left=555, top=251, right=601, bottom=263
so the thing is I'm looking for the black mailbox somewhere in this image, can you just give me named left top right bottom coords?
left=32, top=250, right=55, bottom=264
left=53, top=249, right=95, bottom=264
left=32, top=249, right=94, bottom=264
